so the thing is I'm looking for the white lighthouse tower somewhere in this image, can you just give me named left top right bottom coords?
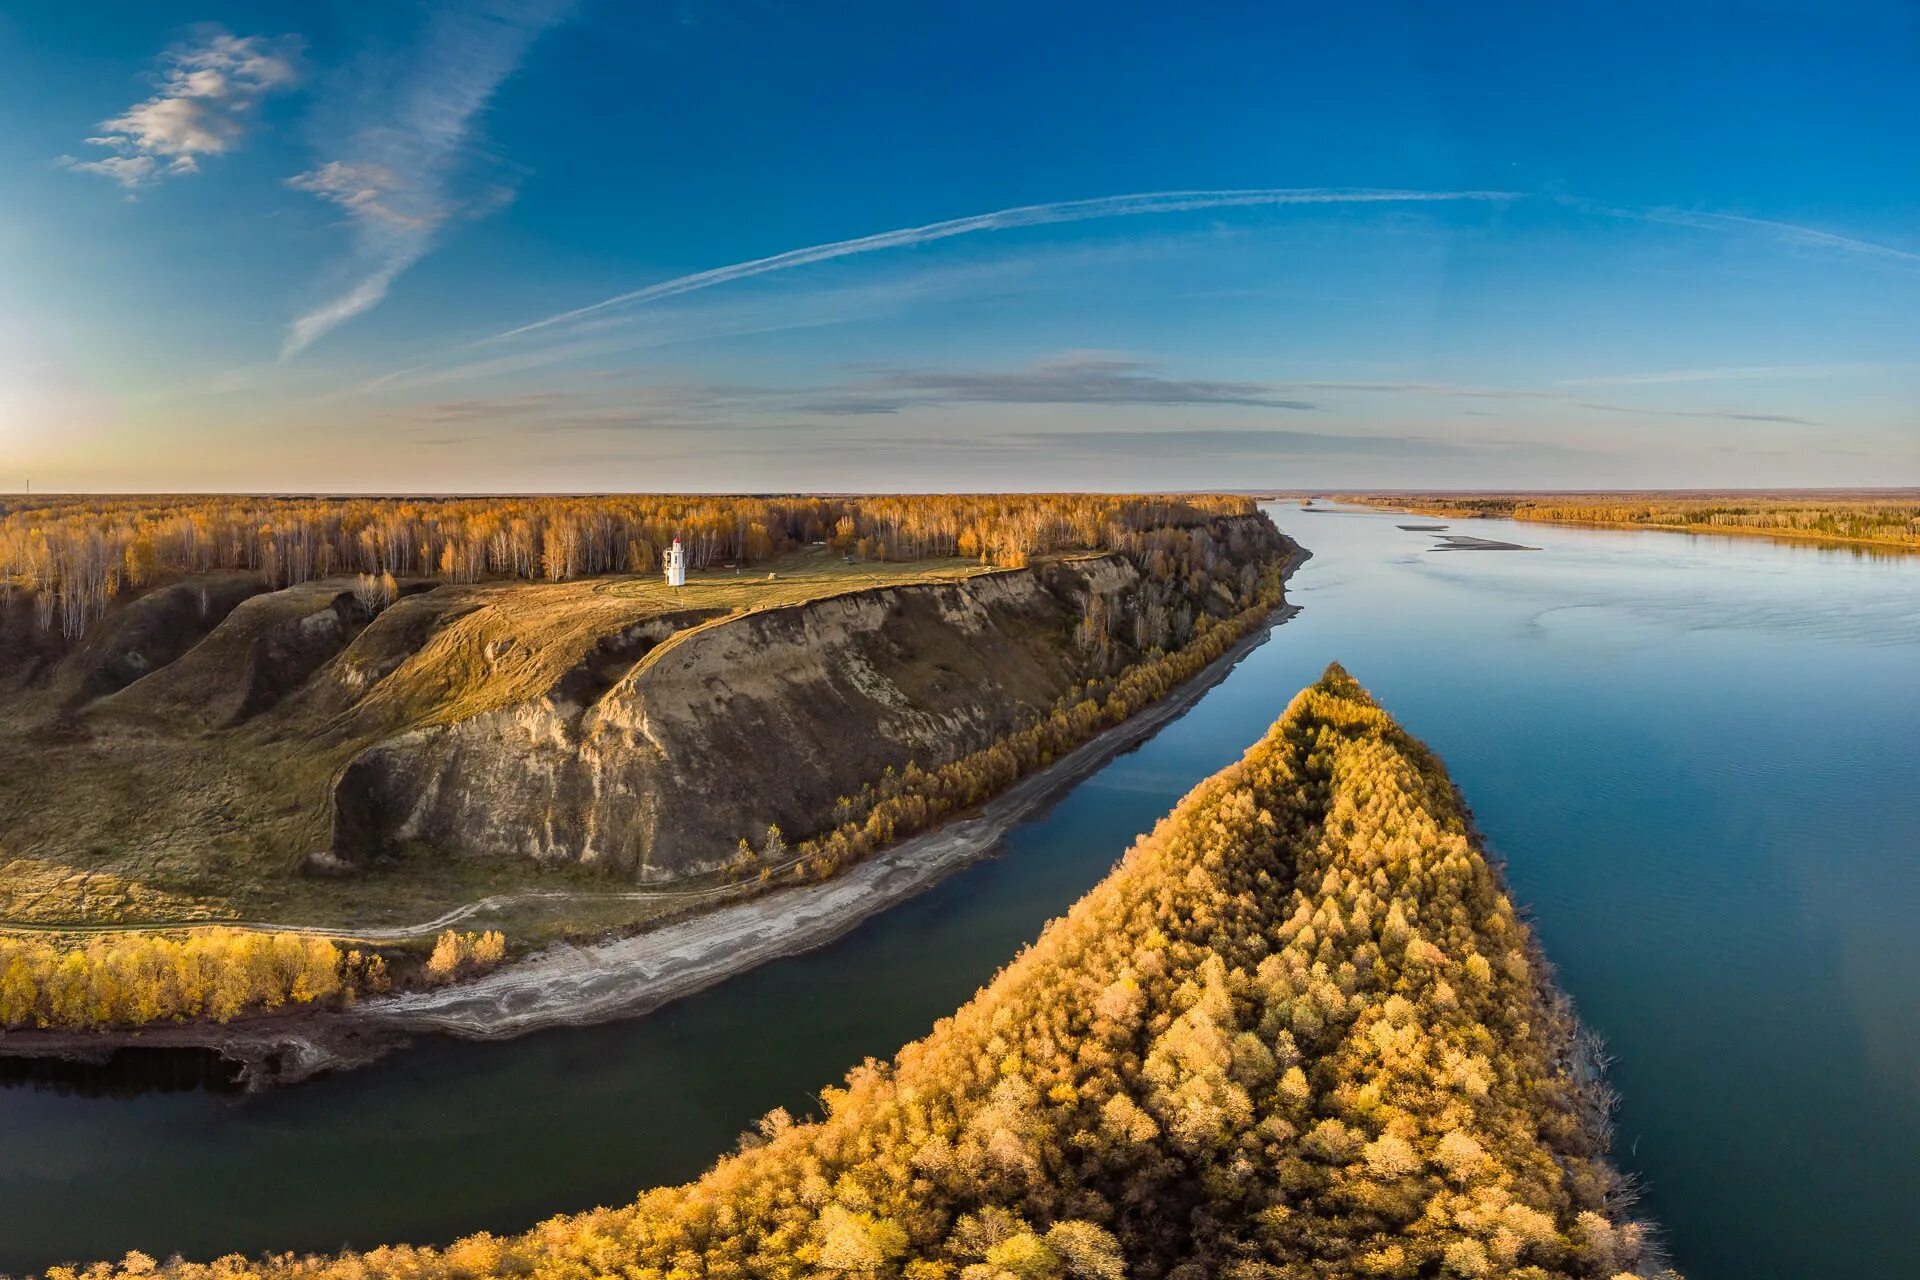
left=663, top=537, right=687, bottom=587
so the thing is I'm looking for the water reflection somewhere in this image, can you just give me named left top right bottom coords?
left=2, top=506, right=1917, bottom=1280
left=0, top=1047, right=242, bottom=1098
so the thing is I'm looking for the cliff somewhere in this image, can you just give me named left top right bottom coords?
left=329, top=557, right=1139, bottom=879
left=0, top=513, right=1289, bottom=911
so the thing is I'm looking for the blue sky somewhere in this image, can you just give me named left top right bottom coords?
left=2, top=0, right=1915, bottom=491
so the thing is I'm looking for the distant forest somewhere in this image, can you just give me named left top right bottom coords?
left=0, top=493, right=1256, bottom=638
left=1332, top=491, right=1919, bottom=552
left=55, top=667, right=1675, bottom=1280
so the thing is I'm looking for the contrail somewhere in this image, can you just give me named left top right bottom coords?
left=485, top=187, right=1520, bottom=344
left=1553, top=196, right=1920, bottom=272
left=1665, top=210, right=1920, bottom=268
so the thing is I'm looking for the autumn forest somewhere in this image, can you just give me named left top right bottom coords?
left=37, top=668, right=1674, bottom=1280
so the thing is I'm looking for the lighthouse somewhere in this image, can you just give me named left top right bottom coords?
left=663, top=537, right=687, bottom=587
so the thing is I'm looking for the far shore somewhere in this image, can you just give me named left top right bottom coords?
left=1330, top=496, right=1920, bottom=557
left=0, top=542, right=1311, bottom=1088
left=1506, top=515, right=1920, bottom=556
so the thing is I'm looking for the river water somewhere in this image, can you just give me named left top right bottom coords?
left=3, top=505, right=1917, bottom=1280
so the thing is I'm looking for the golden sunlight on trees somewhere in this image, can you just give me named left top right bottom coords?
left=424, top=930, right=507, bottom=984
left=0, top=929, right=387, bottom=1029
left=787, top=558, right=1289, bottom=886
left=0, top=494, right=1259, bottom=638
left=1337, top=491, right=1920, bottom=553
left=49, top=667, right=1678, bottom=1280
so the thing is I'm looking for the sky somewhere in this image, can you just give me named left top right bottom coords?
left=1, top=0, right=1916, bottom=492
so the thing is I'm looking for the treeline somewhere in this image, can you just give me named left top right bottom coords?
left=53, top=667, right=1675, bottom=1280
left=1337, top=491, right=1920, bottom=552
left=0, top=493, right=1255, bottom=638
left=0, top=929, right=387, bottom=1029
left=0, top=926, right=518, bottom=1030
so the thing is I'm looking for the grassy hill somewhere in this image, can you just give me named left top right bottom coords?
left=0, top=552, right=998, bottom=928
left=51, top=666, right=1672, bottom=1280
left=0, top=510, right=1290, bottom=942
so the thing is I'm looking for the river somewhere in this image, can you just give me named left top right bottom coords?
left=4, top=504, right=1917, bottom=1280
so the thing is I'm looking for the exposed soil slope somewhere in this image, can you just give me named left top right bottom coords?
left=0, top=517, right=1287, bottom=924
left=331, top=557, right=1123, bottom=879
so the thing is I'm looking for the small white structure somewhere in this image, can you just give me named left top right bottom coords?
left=663, top=537, right=687, bottom=587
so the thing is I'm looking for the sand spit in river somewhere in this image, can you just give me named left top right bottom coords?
left=1430, top=533, right=1539, bottom=551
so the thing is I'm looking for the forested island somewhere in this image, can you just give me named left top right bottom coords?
left=35, top=667, right=1674, bottom=1280
left=1323, top=490, right=1919, bottom=553
left=0, top=494, right=1299, bottom=1042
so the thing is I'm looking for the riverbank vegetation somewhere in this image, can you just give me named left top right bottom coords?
left=1331, top=490, right=1919, bottom=552
left=51, top=667, right=1672, bottom=1279
left=0, top=493, right=1256, bottom=637
left=0, top=929, right=386, bottom=1029
left=0, top=924, right=521, bottom=1030
left=788, top=554, right=1291, bottom=883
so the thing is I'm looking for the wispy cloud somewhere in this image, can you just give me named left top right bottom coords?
left=1558, top=362, right=1912, bottom=387
left=996, top=428, right=1472, bottom=459
left=352, top=242, right=1183, bottom=395
left=281, top=0, right=571, bottom=359
left=1266, top=378, right=1818, bottom=425
left=1285, top=381, right=1564, bottom=400
left=1563, top=198, right=1920, bottom=274
left=1667, top=210, right=1920, bottom=270
left=61, top=28, right=300, bottom=191
left=799, top=354, right=1324, bottom=414
left=1573, top=402, right=1815, bottom=425
left=368, top=355, right=1817, bottom=439
left=486, top=187, right=1521, bottom=343
left=348, top=188, right=1919, bottom=404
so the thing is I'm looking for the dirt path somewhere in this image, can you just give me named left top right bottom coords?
left=0, top=876, right=799, bottom=942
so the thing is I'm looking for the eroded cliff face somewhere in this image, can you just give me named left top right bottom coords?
left=0, top=512, right=1291, bottom=893
left=99, top=584, right=372, bottom=729
left=0, top=575, right=268, bottom=710
left=332, top=559, right=1132, bottom=879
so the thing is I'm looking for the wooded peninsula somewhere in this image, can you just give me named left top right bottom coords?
left=38, top=667, right=1675, bottom=1280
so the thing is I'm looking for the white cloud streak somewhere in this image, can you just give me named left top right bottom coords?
left=1559, top=362, right=1914, bottom=387
left=281, top=0, right=571, bottom=359
left=486, top=187, right=1522, bottom=343
left=1563, top=198, right=1920, bottom=273
left=1669, top=211, right=1920, bottom=269
left=355, top=241, right=1179, bottom=395
left=62, top=28, right=300, bottom=190
left=354, top=187, right=1911, bottom=403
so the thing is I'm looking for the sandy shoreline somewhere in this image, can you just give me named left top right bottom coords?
left=1, top=542, right=1309, bottom=1086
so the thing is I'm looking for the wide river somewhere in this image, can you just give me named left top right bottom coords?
left=4, top=505, right=1918, bottom=1280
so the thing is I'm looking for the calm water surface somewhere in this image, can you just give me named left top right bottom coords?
left=4, top=506, right=1917, bottom=1280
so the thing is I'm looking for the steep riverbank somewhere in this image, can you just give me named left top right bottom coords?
left=357, top=573, right=1305, bottom=1046
left=0, top=542, right=1309, bottom=1086
left=3, top=510, right=1289, bottom=940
